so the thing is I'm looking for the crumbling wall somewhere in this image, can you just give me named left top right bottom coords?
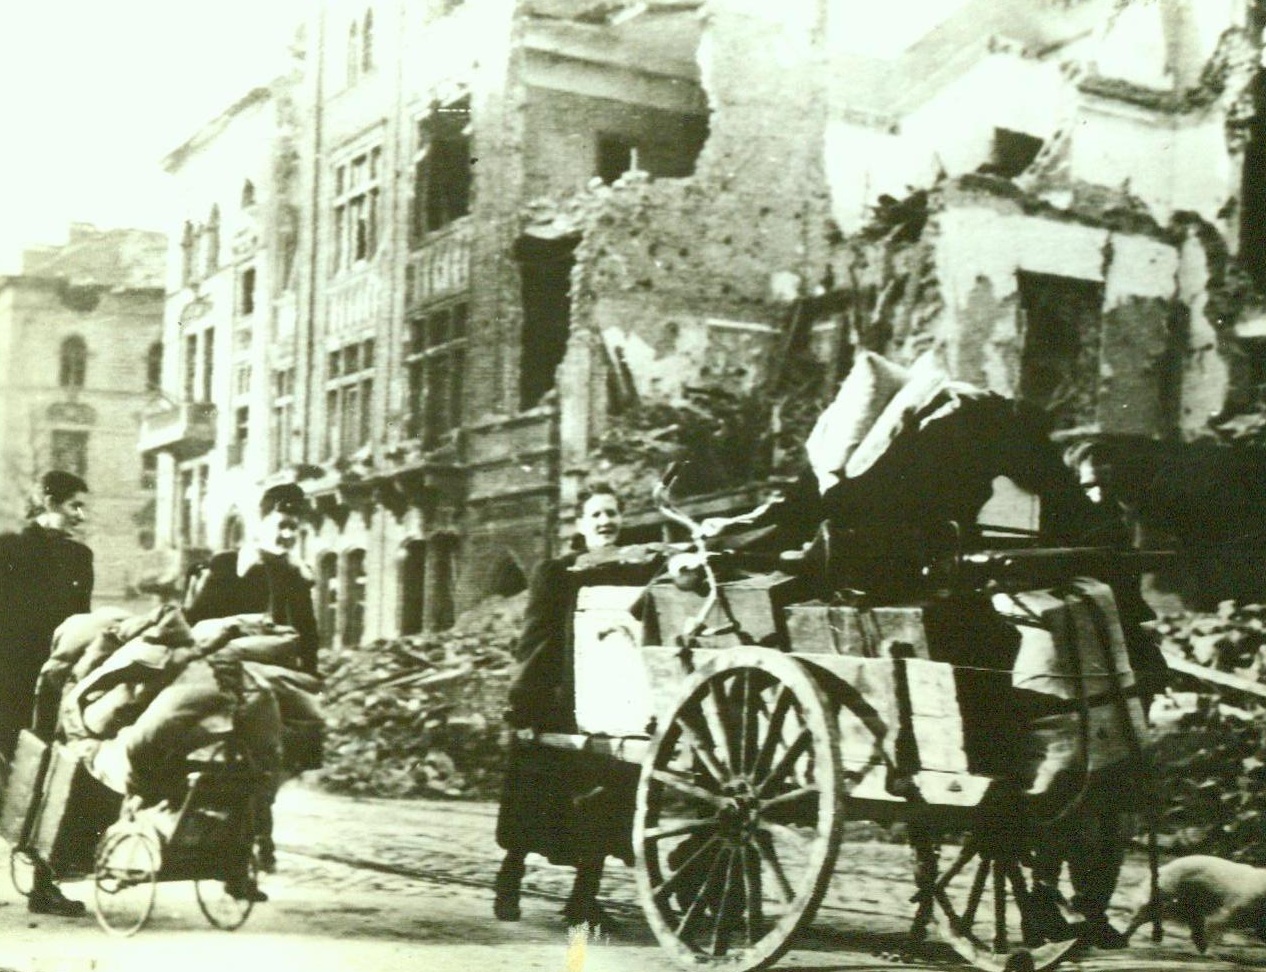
left=554, top=0, right=834, bottom=479
left=932, top=178, right=1183, bottom=433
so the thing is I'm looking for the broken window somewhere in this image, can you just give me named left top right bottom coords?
left=59, top=335, right=87, bottom=389
left=1016, top=271, right=1104, bottom=430
left=405, top=302, right=466, bottom=447
left=50, top=429, right=88, bottom=477
left=411, top=97, right=472, bottom=244
left=333, top=146, right=382, bottom=272
left=597, top=134, right=637, bottom=184
left=515, top=235, right=575, bottom=408
left=983, top=128, right=1044, bottom=179
left=323, top=338, right=375, bottom=458
left=400, top=540, right=426, bottom=635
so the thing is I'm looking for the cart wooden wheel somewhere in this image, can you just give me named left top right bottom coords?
left=93, top=826, right=160, bottom=937
left=915, top=797, right=1078, bottom=972
left=635, top=647, right=843, bottom=972
left=196, top=854, right=257, bottom=930
left=9, top=847, right=35, bottom=897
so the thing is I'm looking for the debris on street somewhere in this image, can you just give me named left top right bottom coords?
left=317, top=593, right=527, bottom=800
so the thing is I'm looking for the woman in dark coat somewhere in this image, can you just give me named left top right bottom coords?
left=183, top=481, right=320, bottom=887
left=494, top=483, right=657, bottom=928
left=0, top=470, right=92, bottom=917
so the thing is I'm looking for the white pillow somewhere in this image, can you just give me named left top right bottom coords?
left=844, top=350, right=951, bottom=478
left=804, top=350, right=910, bottom=494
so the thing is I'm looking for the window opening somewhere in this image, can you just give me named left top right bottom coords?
left=333, top=146, right=382, bottom=272
left=400, top=540, right=426, bottom=635
left=1016, top=271, right=1104, bottom=430
left=59, top=335, right=87, bottom=389
left=411, top=97, right=471, bottom=244
left=405, top=302, right=466, bottom=447
left=343, top=549, right=367, bottom=646
left=516, top=237, right=575, bottom=408
left=324, top=338, right=375, bottom=458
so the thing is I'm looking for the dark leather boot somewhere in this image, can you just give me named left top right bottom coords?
left=494, top=853, right=524, bottom=921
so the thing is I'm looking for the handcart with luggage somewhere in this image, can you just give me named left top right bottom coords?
left=536, top=472, right=1165, bottom=972
left=2, top=725, right=266, bottom=937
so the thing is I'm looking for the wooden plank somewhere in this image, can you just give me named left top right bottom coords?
left=1166, top=654, right=1266, bottom=700
left=783, top=603, right=930, bottom=658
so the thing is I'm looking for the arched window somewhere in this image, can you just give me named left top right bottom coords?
left=222, top=511, right=245, bottom=549
left=346, top=20, right=360, bottom=86
left=400, top=539, right=426, bottom=635
left=487, top=554, right=527, bottom=597
left=343, top=549, right=367, bottom=646
left=146, top=341, right=163, bottom=393
left=361, top=8, right=374, bottom=73
left=241, top=179, right=256, bottom=208
left=59, top=335, right=87, bottom=389
left=317, top=552, right=339, bottom=647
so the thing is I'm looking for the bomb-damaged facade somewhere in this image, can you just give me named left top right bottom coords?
left=143, top=0, right=1266, bottom=658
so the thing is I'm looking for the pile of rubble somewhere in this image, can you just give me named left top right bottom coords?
left=1146, top=602, right=1266, bottom=861
left=316, top=592, right=527, bottom=800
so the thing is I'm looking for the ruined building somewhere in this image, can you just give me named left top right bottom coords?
left=0, top=224, right=166, bottom=606
left=144, top=0, right=1266, bottom=658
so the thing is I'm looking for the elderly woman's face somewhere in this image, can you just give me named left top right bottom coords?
left=577, top=493, right=621, bottom=551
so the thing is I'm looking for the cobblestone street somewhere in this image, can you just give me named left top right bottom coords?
left=0, top=781, right=1263, bottom=972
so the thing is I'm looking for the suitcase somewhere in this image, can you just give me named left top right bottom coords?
left=0, top=730, right=50, bottom=845
left=29, top=743, right=121, bottom=875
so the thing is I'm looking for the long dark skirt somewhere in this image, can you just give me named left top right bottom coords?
left=495, top=737, right=639, bottom=867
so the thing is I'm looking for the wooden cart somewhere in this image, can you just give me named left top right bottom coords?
left=1, top=731, right=264, bottom=937
left=552, top=489, right=1159, bottom=972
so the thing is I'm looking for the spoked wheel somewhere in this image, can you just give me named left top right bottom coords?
left=9, top=846, right=35, bottom=897
left=196, top=854, right=257, bottom=930
left=635, top=647, right=843, bottom=972
left=915, top=797, right=1078, bottom=972
left=93, top=826, right=161, bottom=937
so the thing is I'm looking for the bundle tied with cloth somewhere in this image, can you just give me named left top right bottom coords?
left=33, top=602, right=323, bottom=803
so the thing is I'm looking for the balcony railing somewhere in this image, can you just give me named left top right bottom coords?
left=139, top=401, right=217, bottom=460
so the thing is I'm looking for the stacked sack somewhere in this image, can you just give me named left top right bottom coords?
left=32, top=604, right=322, bottom=803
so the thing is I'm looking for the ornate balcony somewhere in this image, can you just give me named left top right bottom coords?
left=139, top=401, right=217, bottom=459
